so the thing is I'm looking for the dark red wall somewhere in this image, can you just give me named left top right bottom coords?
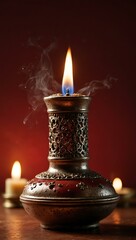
left=0, top=0, right=136, bottom=192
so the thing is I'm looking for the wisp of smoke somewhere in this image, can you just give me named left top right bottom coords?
left=78, top=75, right=117, bottom=96
left=21, top=42, right=117, bottom=125
left=21, top=42, right=61, bottom=125
left=24, top=44, right=61, bottom=111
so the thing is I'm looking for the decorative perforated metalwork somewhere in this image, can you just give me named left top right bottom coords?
left=48, top=112, right=89, bottom=158
left=36, top=171, right=102, bottom=179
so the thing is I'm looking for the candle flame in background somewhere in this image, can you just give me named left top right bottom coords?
left=11, top=161, right=21, bottom=179
left=62, top=48, right=74, bottom=95
left=113, top=177, right=122, bottom=193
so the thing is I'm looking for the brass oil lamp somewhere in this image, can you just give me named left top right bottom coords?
left=20, top=48, right=119, bottom=230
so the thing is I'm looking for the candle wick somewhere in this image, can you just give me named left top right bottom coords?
left=66, top=88, right=70, bottom=96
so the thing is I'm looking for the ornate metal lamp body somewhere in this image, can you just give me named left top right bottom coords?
left=20, top=95, right=119, bottom=230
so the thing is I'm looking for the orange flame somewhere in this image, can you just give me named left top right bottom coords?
left=113, top=177, right=122, bottom=193
left=11, top=161, right=21, bottom=179
left=62, top=48, right=74, bottom=95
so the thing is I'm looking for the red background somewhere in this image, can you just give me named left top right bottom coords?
left=0, top=0, right=136, bottom=192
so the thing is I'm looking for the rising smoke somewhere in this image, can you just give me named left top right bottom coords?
left=21, top=42, right=117, bottom=125
left=78, top=75, right=117, bottom=96
left=21, top=41, right=61, bottom=125
left=23, top=41, right=60, bottom=111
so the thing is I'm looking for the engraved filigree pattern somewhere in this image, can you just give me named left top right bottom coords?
left=48, top=112, right=89, bottom=158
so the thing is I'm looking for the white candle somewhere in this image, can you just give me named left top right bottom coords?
left=5, top=161, right=27, bottom=197
left=113, top=177, right=133, bottom=196
left=113, top=177, right=135, bottom=207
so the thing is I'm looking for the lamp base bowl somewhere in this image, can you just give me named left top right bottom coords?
left=20, top=169, right=119, bottom=230
left=21, top=198, right=118, bottom=230
left=22, top=198, right=116, bottom=230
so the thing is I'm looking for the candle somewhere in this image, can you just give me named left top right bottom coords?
left=113, top=177, right=135, bottom=206
left=4, top=161, right=27, bottom=208
left=5, top=161, right=27, bottom=196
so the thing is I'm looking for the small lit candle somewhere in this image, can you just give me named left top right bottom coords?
left=113, top=177, right=135, bottom=206
left=5, top=161, right=27, bottom=197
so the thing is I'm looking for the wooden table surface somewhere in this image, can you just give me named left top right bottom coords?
left=0, top=198, right=136, bottom=240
